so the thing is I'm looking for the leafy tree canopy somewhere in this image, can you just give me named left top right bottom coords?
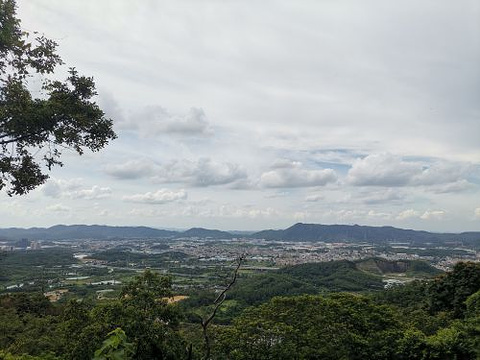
left=93, top=328, right=134, bottom=360
left=428, top=262, right=480, bottom=318
left=0, top=0, right=116, bottom=195
left=216, top=293, right=405, bottom=360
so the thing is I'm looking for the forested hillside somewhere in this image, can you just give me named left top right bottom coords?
left=0, top=261, right=479, bottom=359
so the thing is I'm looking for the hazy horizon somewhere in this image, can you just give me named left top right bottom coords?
left=2, top=221, right=480, bottom=235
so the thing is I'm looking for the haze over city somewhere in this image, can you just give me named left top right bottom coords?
left=3, top=0, right=480, bottom=232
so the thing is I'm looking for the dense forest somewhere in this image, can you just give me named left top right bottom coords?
left=0, top=261, right=479, bottom=359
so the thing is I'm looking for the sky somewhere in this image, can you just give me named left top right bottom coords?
left=2, top=0, right=480, bottom=232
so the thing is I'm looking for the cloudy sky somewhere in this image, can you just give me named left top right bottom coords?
left=3, top=0, right=480, bottom=232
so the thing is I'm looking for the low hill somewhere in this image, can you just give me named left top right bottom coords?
left=232, top=259, right=381, bottom=306
left=278, top=260, right=384, bottom=291
left=231, top=258, right=440, bottom=307
left=355, top=258, right=443, bottom=277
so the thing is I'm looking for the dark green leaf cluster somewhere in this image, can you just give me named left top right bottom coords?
left=216, top=293, right=405, bottom=360
left=93, top=328, right=134, bottom=360
left=0, top=0, right=116, bottom=195
left=215, top=288, right=480, bottom=359
left=428, top=262, right=480, bottom=318
left=0, top=271, right=185, bottom=360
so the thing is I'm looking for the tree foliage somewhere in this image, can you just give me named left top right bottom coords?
left=0, top=271, right=185, bottom=360
left=1, top=263, right=480, bottom=359
left=428, top=262, right=480, bottom=318
left=0, top=0, right=116, bottom=195
left=93, top=328, right=134, bottom=360
left=216, top=293, right=405, bottom=360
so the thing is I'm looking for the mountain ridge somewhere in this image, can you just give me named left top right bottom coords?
left=253, top=222, right=480, bottom=247
left=0, top=223, right=479, bottom=247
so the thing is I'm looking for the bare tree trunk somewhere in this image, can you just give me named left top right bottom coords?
left=201, top=255, right=244, bottom=360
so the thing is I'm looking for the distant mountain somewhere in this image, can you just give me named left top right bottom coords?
left=179, top=227, right=234, bottom=239
left=253, top=223, right=480, bottom=247
left=0, top=225, right=177, bottom=241
left=0, top=224, right=239, bottom=241
left=1, top=223, right=479, bottom=246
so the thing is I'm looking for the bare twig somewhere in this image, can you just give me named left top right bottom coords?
left=200, top=254, right=245, bottom=360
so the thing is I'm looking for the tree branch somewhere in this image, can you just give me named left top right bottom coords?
left=0, top=132, right=40, bottom=145
left=201, top=254, right=245, bottom=360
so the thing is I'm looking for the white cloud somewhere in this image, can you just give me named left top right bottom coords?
left=123, top=189, right=187, bottom=204
left=396, top=209, right=420, bottom=220
left=72, top=186, right=112, bottom=200
left=367, top=210, right=392, bottom=220
left=154, top=158, right=247, bottom=187
left=128, top=208, right=160, bottom=217
left=42, top=179, right=111, bottom=200
left=411, top=162, right=470, bottom=186
left=122, top=106, right=213, bottom=137
left=42, top=178, right=83, bottom=198
left=105, top=159, right=156, bottom=180
left=474, top=208, right=480, bottom=220
left=420, top=210, right=446, bottom=220
left=260, top=162, right=337, bottom=188
left=218, top=205, right=280, bottom=219
left=359, top=189, right=405, bottom=204
left=98, top=92, right=127, bottom=127
left=97, top=209, right=110, bottom=217
left=270, top=159, right=303, bottom=169
left=347, top=154, right=419, bottom=186
left=0, top=200, right=29, bottom=217
left=46, top=204, right=71, bottom=213
left=310, top=149, right=367, bottom=166
left=294, top=211, right=308, bottom=221
left=429, top=180, right=474, bottom=194
left=265, top=191, right=290, bottom=199
left=105, top=158, right=249, bottom=187
left=325, top=209, right=367, bottom=221
left=347, top=153, right=468, bottom=187
left=305, top=194, right=323, bottom=202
